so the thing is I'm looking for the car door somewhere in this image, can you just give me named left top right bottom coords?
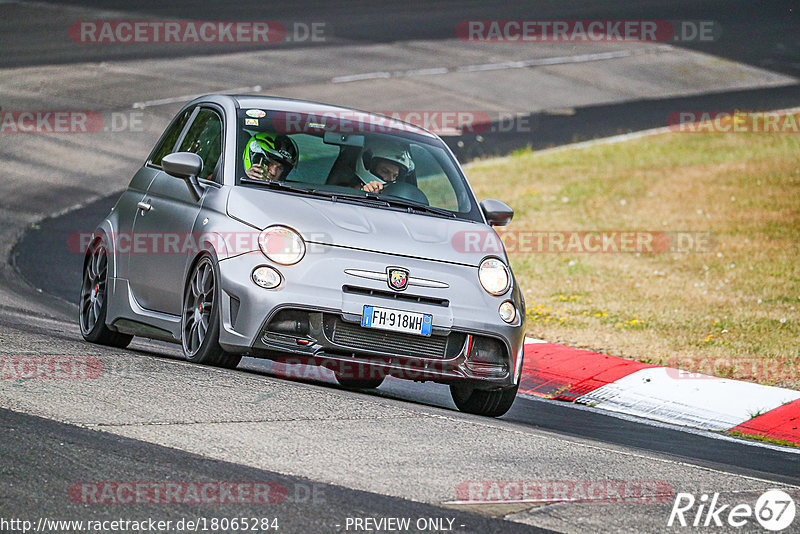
left=115, top=107, right=195, bottom=280
left=128, top=105, right=224, bottom=315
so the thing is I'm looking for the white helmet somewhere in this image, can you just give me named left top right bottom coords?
left=355, top=137, right=414, bottom=185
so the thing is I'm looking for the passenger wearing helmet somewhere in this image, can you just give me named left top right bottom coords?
left=243, top=132, right=298, bottom=181
left=356, top=138, right=414, bottom=193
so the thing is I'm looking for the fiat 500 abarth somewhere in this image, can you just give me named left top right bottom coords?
left=79, top=94, right=525, bottom=416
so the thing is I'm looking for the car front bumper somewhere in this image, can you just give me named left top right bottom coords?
left=215, top=244, right=525, bottom=388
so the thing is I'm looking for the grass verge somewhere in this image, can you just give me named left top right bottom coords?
left=466, top=114, right=800, bottom=389
left=725, top=430, right=799, bottom=448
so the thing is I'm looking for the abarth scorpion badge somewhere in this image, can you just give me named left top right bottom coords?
left=387, top=267, right=409, bottom=291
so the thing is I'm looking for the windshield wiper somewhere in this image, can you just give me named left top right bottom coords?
left=240, top=178, right=348, bottom=202
left=311, top=190, right=454, bottom=217
left=379, top=197, right=457, bottom=218
left=296, top=188, right=394, bottom=207
left=242, top=179, right=383, bottom=202
left=240, top=178, right=457, bottom=217
left=240, top=177, right=316, bottom=193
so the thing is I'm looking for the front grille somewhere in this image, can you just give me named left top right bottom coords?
left=342, top=285, right=449, bottom=307
left=325, top=315, right=463, bottom=359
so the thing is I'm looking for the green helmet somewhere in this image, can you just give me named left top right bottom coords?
left=243, top=132, right=298, bottom=178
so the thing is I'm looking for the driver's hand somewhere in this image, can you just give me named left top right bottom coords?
left=246, top=164, right=265, bottom=180
left=362, top=180, right=384, bottom=193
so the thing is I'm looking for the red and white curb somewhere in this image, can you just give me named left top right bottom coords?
left=520, top=338, right=800, bottom=445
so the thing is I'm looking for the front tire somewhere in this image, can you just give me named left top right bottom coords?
left=79, top=237, right=133, bottom=348
left=181, top=255, right=241, bottom=369
left=450, top=383, right=518, bottom=417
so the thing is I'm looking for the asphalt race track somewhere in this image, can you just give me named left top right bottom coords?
left=2, top=1, right=800, bottom=532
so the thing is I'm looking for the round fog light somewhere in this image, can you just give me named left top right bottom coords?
left=499, top=301, right=516, bottom=323
left=252, top=266, right=282, bottom=289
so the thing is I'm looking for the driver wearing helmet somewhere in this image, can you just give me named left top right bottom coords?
left=243, top=132, right=298, bottom=181
left=356, top=138, right=414, bottom=193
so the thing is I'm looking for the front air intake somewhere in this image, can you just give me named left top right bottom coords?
left=465, top=335, right=509, bottom=377
left=265, top=309, right=311, bottom=336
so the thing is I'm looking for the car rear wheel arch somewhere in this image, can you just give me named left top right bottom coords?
left=79, top=233, right=134, bottom=348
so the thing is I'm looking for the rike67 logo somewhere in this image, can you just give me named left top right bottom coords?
left=668, top=490, right=795, bottom=531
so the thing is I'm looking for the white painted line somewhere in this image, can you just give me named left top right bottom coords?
left=332, top=48, right=667, bottom=83
left=400, top=67, right=449, bottom=77
left=576, top=367, right=800, bottom=431
left=456, top=61, right=528, bottom=73
left=331, top=72, right=391, bottom=83
left=524, top=337, right=548, bottom=344
left=131, top=85, right=262, bottom=109
left=456, top=49, right=640, bottom=73
left=532, top=126, right=674, bottom=154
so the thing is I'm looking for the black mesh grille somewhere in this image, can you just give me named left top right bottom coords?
left=325, top=315, right=462, bottom=359
left=342, top=285, right=449, bottom=307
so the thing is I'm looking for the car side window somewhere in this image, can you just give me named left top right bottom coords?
left=178, top=108, right=223, bottom=182
left=150, top=108, right=194, bottom=167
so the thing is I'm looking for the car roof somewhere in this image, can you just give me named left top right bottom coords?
left=223, top=94, right=438, bottom=140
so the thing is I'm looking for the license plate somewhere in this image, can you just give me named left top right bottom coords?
left=361, top=305, right=432, bottom=336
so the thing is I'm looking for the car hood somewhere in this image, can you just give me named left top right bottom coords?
left=227, top=187, right=504, bottom=266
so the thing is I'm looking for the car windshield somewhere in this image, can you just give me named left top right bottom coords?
left=236, top=108, right=482, bottom=221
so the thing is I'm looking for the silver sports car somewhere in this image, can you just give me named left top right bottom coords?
left=79, top=94, right=526, bottom=416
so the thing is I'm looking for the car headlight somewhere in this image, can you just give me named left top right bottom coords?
left=258, top=226, right=305, bottom=265
left=479, top=258, right=510, bottom=295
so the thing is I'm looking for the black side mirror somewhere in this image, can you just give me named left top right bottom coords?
left=480, top=199, right=514, bottom=226
left=162, top=152, right=204, bottom=200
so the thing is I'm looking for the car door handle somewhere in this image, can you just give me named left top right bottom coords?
left=137, top=201, right=152, bottom=212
